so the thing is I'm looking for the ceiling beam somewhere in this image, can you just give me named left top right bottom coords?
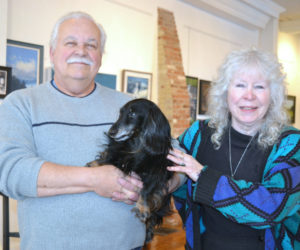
left=180, top=0, right=284, bottom=30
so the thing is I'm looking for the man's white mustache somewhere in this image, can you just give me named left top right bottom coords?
left=66, top=57, right=93, bottom=65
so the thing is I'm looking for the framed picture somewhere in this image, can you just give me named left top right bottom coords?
left=186, top=76, right=199, bottom=122
left=6, top=39, right=44, bottom=93
left=285, top=95, right=296, bottom=124
left=0, top=66, right=12, bottom=98
left=95, top=73, right=117, bottom=90
left=122, top=70, right=152, bottom=99
left=199, top=80, right=210, bottom=114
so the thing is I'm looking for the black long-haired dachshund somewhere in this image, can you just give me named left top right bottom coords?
left=87, top=98, right=174, bottom=242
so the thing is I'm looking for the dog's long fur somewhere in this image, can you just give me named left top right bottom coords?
left=87, top=98, right=174, bottom=242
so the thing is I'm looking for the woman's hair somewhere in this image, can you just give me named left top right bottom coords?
left=49, top=11, right=107, bottom=54
left=207, top=48, right=288, bottom=149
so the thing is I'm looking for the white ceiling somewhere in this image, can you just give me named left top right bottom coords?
left=181, top=0, right=300, bottom=34
left=272, top=0, right=300, bottom=34
left=272, top=0, right=300, bottom=22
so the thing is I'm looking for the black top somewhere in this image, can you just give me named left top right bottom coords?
left=197, top=126, right=270, bottom=250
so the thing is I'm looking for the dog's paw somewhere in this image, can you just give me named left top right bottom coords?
left=145, top=229, right=154, bottom=243
left=132, top=207, right=150, bottom=223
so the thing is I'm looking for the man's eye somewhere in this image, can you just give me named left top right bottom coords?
left=86, top=44, right=97, bottom=49
left=65, top=41, right=76, bottom=47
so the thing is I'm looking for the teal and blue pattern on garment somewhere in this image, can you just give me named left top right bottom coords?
left=173, top=120, right=300, bottom=250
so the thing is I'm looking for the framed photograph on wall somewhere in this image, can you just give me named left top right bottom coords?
left=285, top=95, right=296, bottom=124
left=122, top=70, right=152, bottom=99
left=0, top=66, right=12, bottom=98
left=186, top=76, right=199, bottom=122
left=199, top=80, right=210, bottom=114
left=6, top=39, right=44, bottom=93
left=95, top=73, right=117, bottom=90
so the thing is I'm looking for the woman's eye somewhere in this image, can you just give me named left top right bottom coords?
left=254, top=82, right=267, bottom=89
left=235, top=83, right=245, bottom=88
left=255, top=85, right=264, bottom=89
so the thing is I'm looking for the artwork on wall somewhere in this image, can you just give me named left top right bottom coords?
left=122, top=70, right=152, bottom=99
left=95, top=73, right=117, bottom=90
left=285, top=95, right=296, bottom=124
left=6, top=39, right=44, bottom=93
left=199, top=79, right=210, bottom=114
left=0, top=66, right=12, bottom=98
left=186, top=76, right=199, bottom=122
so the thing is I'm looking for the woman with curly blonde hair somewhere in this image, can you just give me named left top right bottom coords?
left=168, top=48, right=300, bottom=250
left=208, top=48, right=288, bottom=149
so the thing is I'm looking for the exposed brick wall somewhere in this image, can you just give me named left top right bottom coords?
left=157, top=8, right=190, bottom=138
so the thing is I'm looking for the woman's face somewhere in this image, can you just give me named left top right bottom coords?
left=227, top=67, right=271, bottom=135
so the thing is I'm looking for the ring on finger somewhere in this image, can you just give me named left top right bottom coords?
left=179, top=162, right=186, bottom=166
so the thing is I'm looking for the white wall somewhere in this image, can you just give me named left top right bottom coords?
left=6, top=0, right=157, bottom=92
left=4, top=0, right=263, bottom=93
left=0, top=0, right=284, bottom=249
left=278, top=32, right=300, bottom=129
left=158, top=0, right=258, bottom=82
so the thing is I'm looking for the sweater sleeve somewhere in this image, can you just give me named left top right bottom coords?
left=193, top=128, right=300, bottom=229
left=0, top=91, right=45, bottom=200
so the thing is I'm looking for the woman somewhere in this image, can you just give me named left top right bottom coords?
left=167, top=48, right=300, bottom=249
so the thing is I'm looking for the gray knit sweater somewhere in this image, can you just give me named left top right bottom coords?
left=0, top=82, right=146, bottom=250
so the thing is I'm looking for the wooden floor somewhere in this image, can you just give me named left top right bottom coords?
left=143, top=201, right=185, bottom=250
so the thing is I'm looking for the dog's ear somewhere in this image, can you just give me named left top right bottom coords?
left=143, top=107, right=171, bottom=155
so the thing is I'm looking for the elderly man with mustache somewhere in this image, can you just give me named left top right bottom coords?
left=0, top=11, right=162, bottom=250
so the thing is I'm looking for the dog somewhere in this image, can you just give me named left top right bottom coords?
left=87, top=98, right=174, bottom=242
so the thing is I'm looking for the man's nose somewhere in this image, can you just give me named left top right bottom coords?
left=75, top=44, right=87, bottom=55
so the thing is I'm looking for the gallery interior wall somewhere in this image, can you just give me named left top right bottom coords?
left=0, top=0, right=297, bottom=249
left=278, top=32, right=300, bottom=127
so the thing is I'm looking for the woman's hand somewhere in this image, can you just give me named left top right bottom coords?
left=167, top=148, right=204, bottom=182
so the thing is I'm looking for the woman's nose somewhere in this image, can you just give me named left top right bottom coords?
left=244, top=87, right=255, bottom=99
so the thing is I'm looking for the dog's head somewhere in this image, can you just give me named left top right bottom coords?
left=108, top=98, right=172, bottom=154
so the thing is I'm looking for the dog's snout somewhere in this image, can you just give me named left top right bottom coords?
left=108, top=125, right=118, bottom=137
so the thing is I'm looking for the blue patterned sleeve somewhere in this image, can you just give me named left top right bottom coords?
left=173, top=121, right=203, bottom=219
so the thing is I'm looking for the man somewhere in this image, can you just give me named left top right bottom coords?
left=0, top=12, right=149, bottom=250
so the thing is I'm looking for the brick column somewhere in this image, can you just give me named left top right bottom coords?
left=157, top=8, right=190, bottom=138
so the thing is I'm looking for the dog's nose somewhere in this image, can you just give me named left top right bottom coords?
left=108, top=126, right=117, bottom=137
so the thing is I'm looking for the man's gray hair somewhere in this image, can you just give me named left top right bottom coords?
left=207, top=48, right=288, bottom=149
left=50, top=11, right=107, bottom=54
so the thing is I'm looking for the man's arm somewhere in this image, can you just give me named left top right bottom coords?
left=37, top=162, right=142, bottom=204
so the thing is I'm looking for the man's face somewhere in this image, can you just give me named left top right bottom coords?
left=50, top=18, right=102, bottom=90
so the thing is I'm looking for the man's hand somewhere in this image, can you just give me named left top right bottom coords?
left=112, top=172, right=143, bottom=205
left=92, top=166, right=143, bottom=205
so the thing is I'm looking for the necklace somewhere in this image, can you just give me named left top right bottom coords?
left=228, top=127, right=256, bottom=178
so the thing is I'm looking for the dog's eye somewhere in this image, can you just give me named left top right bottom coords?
left=128, top=112, right=136, bottom=119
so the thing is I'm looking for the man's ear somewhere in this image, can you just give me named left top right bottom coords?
left=49, top=48, right=54, bottom=64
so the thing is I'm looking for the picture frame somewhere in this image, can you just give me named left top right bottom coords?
left=95, top=73, right=117, bottom=90
left=122, top=70, right=152, bottom=99
left=0, top=66, right=12, bottom=98
left=6, top=39, right=44, bottom=93
left=186, top=76, right=199, bottom=122
left=286, top=95, right=296, bottom=124
left=198, top=80, right=210, bottom=114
